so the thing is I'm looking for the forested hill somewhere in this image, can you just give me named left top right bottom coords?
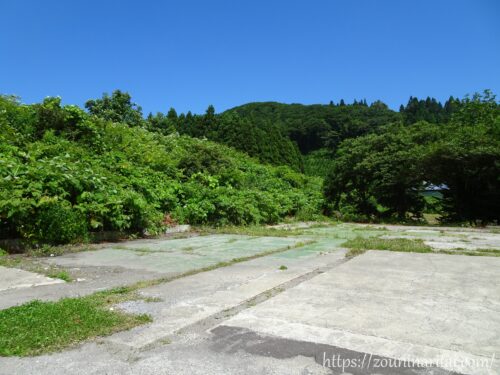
left=225, top=97, right=461, bottom=155
left=225, top=101, right=399, bottom=154
left=169, top=107, right=303, bottom=171
left=139, top=91, right=465, bottom=173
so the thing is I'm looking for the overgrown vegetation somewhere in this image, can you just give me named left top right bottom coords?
left=343, top=235, right=500, bottom=258
left=85, top=92, right=303, bottom=171
left=1, top=89, right=497, bottom=247
left=210, top=91, right=498, bottom=224
left=343, top=237, right=433, bottom=257
left=0, top=95, right=322, bottom=247
left=199, top=225, right=307, bottom=237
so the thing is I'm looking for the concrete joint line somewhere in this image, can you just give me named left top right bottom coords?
left=176, top=256, right=351, bottom=338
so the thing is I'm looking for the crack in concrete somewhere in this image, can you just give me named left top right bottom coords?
left=175, top=256, right=351, bottom=337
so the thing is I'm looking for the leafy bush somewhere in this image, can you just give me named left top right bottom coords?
left=29, top=202, right=88, bottom=244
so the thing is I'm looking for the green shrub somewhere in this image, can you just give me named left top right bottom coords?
left=29, top=202, right=88, bottom=245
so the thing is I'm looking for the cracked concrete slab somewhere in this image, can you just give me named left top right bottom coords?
left=0, top=246, right=348, bottom=375
left=101, top=247, right=348, bottom=350
left=0, top=265, right=163, bottom=310
left=44, top=234, right=304, bottom=274
left=220, top=251, right=500, bottom=375
left=0, top=234, right=308, bottom=309
left=0, top=266, right=64, bottom=292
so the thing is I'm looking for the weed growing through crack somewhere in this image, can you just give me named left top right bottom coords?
left=344, top=237, right=432, bottom=257
left=47, top=270, right=72, bottom=282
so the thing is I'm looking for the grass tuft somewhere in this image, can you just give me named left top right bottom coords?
left=47, top=270, right=72, bottom=282
left=436, top=249, right=500, bottom=257
left=199, top=225, right=305, bottom=237
left=343, top=237, right=432, bottom=257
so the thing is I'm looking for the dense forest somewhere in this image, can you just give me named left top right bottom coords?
left=0, top=90, right=498, bottom=246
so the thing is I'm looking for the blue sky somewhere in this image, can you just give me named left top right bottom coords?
left=1, top=0, right=499, bottom=114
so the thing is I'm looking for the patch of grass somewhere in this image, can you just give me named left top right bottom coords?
left=47, top=270, right=72, bottom=282
left=474, top=248, right=500, bottom=254
left=343, top=236, right=432, bottom=257
left=113, top=246, right=163, bottom=255
left=352, top=225, right=388, bottom=232
left=0, top=291, right=151, bottom=356
left=0, top=255, right=22, bottom=268
left=27, top=244, right=65, bottom=257
left=134, top=249, right=157, bottom=257
left=111, top=245, right=129, bottom=250
left=0, top=254, right=76, bottom=282
left=343, top=236, right=500, bottom=258
left=200, top=225, right=306, bottom=237
left=134, top=247, right=154, bottom=253
left=159, top=337, right=172, bottom=345
left=436, top=249, right=500, bottom=257
left=143, top=296, right=163, bottom=303
left=344, top=248, right=367, bottom=258
left=278, top=265, right=288, bottom=270
left=423, top=213, right=441, bottom=225
left=305, top=220, right=339, bottom=228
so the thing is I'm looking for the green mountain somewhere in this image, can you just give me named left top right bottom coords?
left=225, top=101, right=401, bottom=154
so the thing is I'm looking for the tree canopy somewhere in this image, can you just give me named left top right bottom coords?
left=324, top=91, right=499, bottom=223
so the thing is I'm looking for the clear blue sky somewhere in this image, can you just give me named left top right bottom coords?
left=1, top=0, right=499, bottom=114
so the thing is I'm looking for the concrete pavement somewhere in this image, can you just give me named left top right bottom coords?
left=1, top=224, right=500, bottom=374
left=220, top=251, right=500, bottom=374
left=0, top=266, right=64, bottom=292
